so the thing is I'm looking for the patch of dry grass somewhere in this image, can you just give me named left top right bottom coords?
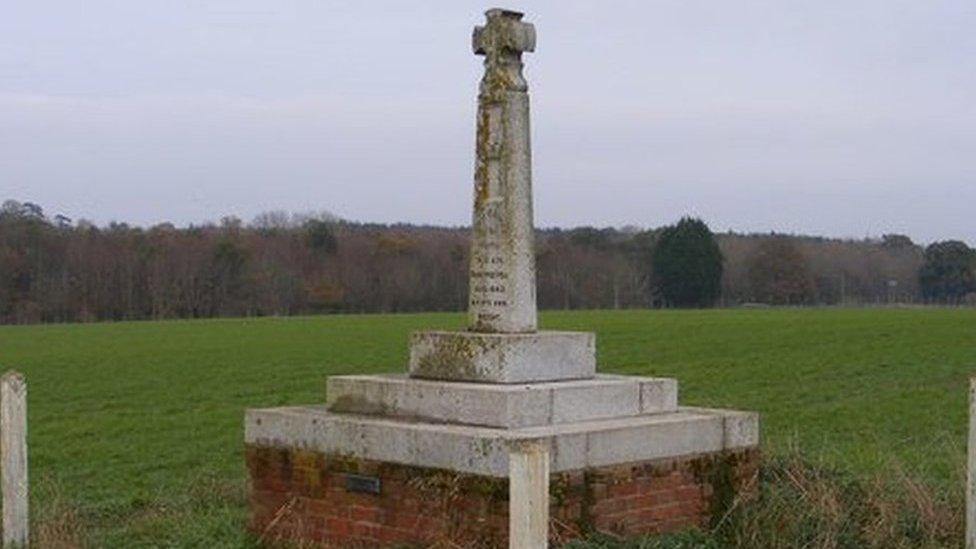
left=572, top=448, right=963, bottom=549
left=33, top=475, right=85, bottom=549
left=717, top=451, right=961, bottom=548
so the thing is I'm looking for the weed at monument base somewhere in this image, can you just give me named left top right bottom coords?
left=570, top=450, right=962, bottom=549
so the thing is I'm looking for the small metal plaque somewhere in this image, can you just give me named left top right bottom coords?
left=345, top=474, right=381, bottom=495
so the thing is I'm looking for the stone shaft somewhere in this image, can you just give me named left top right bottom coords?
left=468, top=9, right=537, bottom=333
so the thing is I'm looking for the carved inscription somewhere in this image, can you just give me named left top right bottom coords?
left=470, top=199, right=510, bottom=323
left=470, top=252, right=509, bottom=311
left=470, top=99, right=514, bottom=328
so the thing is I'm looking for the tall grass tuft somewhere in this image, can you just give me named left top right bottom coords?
left=572, top=450, right=963, bottom=549
left=716, top=452, right=962, bottom=548
left=33, top=475, right=85, bottom=549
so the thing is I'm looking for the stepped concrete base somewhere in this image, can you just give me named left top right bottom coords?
left=326, top=373, right=677, bottom=428
left=408, top=330, right=595, bottom=383
left=245, top=406, right=758, bottom=478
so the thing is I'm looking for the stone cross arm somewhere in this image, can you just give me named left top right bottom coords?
left=472, top=9, right=536, bottom=57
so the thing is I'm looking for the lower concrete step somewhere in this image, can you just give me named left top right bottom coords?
left=245, top=405, right=759, bottom=477
left=326, top=373, right=678, bottom=428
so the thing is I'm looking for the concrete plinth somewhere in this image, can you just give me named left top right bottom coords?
left=327, top=373, right=677, bottom=428
left=408, top=330, right=595, bottom=383
left=245, top=406, right=757, bottom=478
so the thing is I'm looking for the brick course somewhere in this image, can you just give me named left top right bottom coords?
left=246, top=445, right=759, bottom=548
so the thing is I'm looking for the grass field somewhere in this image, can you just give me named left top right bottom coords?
left=0, top=308, right=973, bottom=546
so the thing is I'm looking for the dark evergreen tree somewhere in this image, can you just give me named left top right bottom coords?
left=919, top=240, right=976, bottom=302
left=652, top=217, right=723, bottom=307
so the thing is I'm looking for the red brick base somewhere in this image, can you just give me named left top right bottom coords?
left=246, top=445, right=759, bottom=547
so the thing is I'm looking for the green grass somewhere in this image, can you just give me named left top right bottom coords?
left=0, top=308, right=973, bottom=546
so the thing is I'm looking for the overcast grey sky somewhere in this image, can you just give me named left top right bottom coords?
left=2, top=1, right=973, bottom=244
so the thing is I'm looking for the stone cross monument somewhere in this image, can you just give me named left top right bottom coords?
left=469, top=9, right=537, bottom=334
left=244, top=10, right=759, bottom=548
left=404, top=9, right=592, bottom=384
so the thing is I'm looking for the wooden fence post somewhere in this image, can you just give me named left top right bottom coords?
left=1, top=371, right=28, bottom=547
left=509, top=439, right=549, bottom=549
left=968, top=377, right=976, bottom=549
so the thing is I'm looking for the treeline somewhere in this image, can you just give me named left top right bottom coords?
left=0, top=199, right=973, bottom=324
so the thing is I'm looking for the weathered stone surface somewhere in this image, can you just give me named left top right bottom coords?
left=692, top=407, right=761, bottom=449
left=468, top=9, right=538, bottom=334
left=408, top=330, right=595, bottom=383
left=640, top=377, right=679, bottom=414
left=244, top=405, right=759, bottom=478
left=326, top=373, right=679, bottom=428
